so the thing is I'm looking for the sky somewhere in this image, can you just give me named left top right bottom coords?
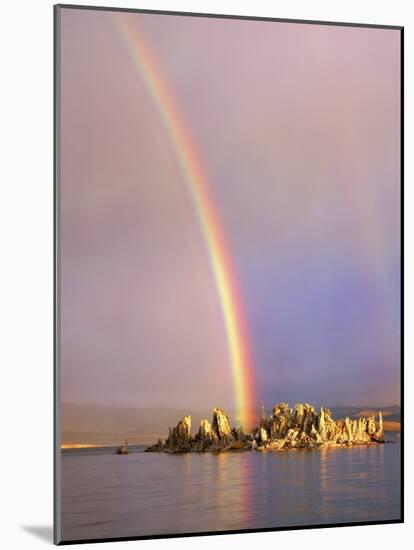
left=60, top=8, right=401, bottom=416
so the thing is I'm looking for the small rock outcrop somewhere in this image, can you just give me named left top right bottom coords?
left=145, top=403, right=385, bottom=453
left=116, top=439, right=129, bottom=454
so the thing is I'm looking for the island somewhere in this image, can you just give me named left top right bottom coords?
left=145, top=402, right=385, bottom=453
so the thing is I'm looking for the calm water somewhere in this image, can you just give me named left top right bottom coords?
left=60, top=441, right=401, bottom=542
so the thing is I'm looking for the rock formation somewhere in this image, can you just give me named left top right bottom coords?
left=116, top=439, right=129, bottom=454
left=254, top=404, right=384, bottom=450
left=164, top=415, right=192, bottom=452
left=145, top=402, right=385, bottom=453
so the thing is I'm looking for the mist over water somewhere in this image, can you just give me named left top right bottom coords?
left=61, top=441, right=400, bottom=541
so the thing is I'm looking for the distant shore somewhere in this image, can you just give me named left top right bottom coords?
left=61, top=443, right=104, bottom=450
left=382, top=421, right=401, bottom=432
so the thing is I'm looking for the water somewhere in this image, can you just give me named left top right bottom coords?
left=60, top=442, right=401, bottom=542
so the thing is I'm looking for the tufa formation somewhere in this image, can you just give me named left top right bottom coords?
left=145, top=403, right=385, bottom=453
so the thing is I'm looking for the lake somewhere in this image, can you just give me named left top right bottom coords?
left=60, top=440, right=401, bottom=542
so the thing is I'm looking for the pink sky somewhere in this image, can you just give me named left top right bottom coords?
left=59, top=8, right=401, bottom=411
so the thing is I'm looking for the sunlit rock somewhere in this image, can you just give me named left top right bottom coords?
left=145, top=403, right=386, bottom=453
left=260, top=427, right=268, bottom=443
left=212, top=408, right=232, bottom=440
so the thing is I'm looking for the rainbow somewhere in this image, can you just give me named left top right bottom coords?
left=112, top=13, right=256, bottom=429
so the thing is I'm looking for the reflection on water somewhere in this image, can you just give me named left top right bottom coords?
left=61, top=443, right=400, bottom=542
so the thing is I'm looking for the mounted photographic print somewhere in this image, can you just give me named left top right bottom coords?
left=54, top=4, right=403, bottom=545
